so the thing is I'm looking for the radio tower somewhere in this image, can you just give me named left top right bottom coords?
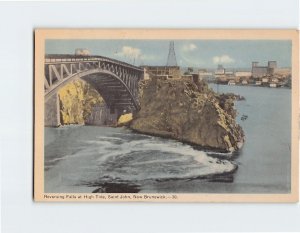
left=166, top=41, right=178, bottom=66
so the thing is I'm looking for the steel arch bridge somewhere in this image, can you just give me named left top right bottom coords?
left=44, top=54, right=144, bottom=126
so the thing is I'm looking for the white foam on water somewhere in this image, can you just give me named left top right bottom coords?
left=96, top=136, right=124, bottom=140
left=85, top=140, right=114, bottom=146
left=85, top=134, right=236, bottom=181
left=206, top=151, right=233, bottom=157
left=45, top=128, right=236, bottom=192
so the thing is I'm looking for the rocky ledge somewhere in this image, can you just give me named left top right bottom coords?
left=130, top=78, right=244, bottom=153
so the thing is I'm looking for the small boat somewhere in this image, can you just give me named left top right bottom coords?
left=241, top=114, right=248, bottom=121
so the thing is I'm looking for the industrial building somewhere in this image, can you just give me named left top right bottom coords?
left=215, top=64, right=226, bottom=75
left=142, top=66, right=181, bottom=79
left=198, top=69, right=214, bottom=82
left=210, top=60, right=290, bottom=88
left=141, top=41, right=181, bottom=80
left=251, top=61, right=277, bottom=78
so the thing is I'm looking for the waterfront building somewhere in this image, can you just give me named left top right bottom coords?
left=198, top=69, right=214, bottom=82
left=228, top=80, right=236, bottom=85
left=241, top=80, right=248, bottom=85
left=235, top=71, right=252, bottom=80
left=274, top=67, right=291, bottom=78
left=252, top=61, right=277, bottom=78
left=262, top=77, right=269, bottom=83
left=198, top=69, right=213, bottom=77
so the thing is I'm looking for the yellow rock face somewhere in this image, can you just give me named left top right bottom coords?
left=117, top=113, right=133, bottom=126
left=58, top=79, right=104, bottom=125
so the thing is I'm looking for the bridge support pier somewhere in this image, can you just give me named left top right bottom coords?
left=45, top=93, right=61, bottom=127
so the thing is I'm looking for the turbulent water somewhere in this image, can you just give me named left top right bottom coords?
left=45, top=85, right=291, bottom=193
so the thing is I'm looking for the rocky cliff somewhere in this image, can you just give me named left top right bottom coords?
left=58, top=80, right=104, bottom=125
left=130, top=78, right=244, bottom=153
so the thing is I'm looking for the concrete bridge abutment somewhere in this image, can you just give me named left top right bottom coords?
left=45, top=93, right=61, bottom=127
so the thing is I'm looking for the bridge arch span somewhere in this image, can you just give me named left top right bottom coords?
left=44, top=55, right=144, bottom=126
left=45, top=68, right=140, bottom=111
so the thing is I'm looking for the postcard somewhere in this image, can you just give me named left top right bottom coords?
left=34, top=29, right=299, bottom=202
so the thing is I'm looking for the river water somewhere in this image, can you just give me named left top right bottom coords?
left=44, top=85, right=291, bottom=193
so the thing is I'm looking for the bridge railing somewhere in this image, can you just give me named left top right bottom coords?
left=45, top=56, right=143, bottom=72
left=45, top=57, right=113, bottom=64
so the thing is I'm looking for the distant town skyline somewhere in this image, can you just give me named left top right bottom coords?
left=45, top=39, right=292, bottom=69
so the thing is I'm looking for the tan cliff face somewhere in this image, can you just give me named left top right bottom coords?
left=58, top=79, right=104, bottom=125
left=130, top=79, right=244, bottom=152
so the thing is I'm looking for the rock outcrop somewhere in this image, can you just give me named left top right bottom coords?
left=117, top=113, right=133, bottom=126
left=58, top=80, right=104, bottom=125
left=130, top=78, right=244, bottom=153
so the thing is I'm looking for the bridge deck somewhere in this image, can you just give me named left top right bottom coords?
left=45, top=54, right=143, bottom=71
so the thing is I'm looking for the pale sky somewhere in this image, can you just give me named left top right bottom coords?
left=46, top=39, right=291, bottom=69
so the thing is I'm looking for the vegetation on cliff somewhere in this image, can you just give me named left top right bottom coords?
left=58, top=80, right=104, bottom=125
left=130, top=78, right=244, bottom=152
